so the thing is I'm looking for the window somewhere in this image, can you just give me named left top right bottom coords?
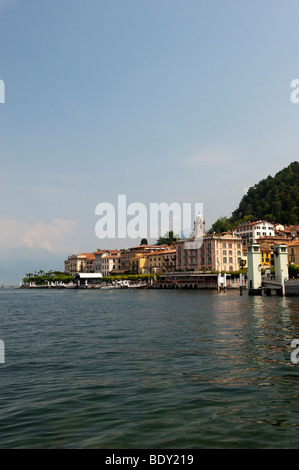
left=223, top=250, right=227, bottom=255
left=229, top=243, right=232, bottom=249
left=223, top=243, right=226, bottom=249
left=229, top=257, right=233, bottom=264
left=223, top=257, right=227, bottom=264
left=229, top=250, right=232, bottom=256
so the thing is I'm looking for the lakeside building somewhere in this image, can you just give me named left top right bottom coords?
left=64, top=253, right=95, bottom=275
left=176, top=232, right=243, bottom=272
left=101, top=253, right=122, bottom=276
left=120, top=247, right=176, bottom=275
left=119, top=245, right=170, bottom=274
left=146, top=248, right=176, bottom=274
left=260, top=244, right=272, bottom=267
left=234, top=220, right=275, bottom=246
left=94, top=249, right=120, bottom=274
left=130, top=254, right=149, bottom=275
left=287, top=240, right=299, bottom=265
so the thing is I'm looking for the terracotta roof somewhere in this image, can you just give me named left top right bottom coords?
left=260, top=246, right=272, bottom=252
left=94, top=249, right=120, bottom=255
left=146, top=249, right=176, bottom=257
left=78, top=253, right=95, bottom=259
left=257, top=235, right=291, bottom=242
left=236, top=220, right=274, bottom=227
left=129, top=244, right=164, bottom=250
left=287, top=240, right=299, bottom=247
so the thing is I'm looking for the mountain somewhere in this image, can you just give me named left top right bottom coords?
left=209, top=161, right=299, bottom=233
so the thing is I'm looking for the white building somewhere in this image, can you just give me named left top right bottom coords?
left=101, top=253, right=121, bottom=276
left=94, top=250, right=120, bottom=274
left=234, top=220, right=275, bottom=246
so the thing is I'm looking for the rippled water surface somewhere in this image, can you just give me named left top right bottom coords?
left=0, top=288, right=299, bottom=448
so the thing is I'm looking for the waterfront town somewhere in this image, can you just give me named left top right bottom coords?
left=60, top=216, right=299, bottom=289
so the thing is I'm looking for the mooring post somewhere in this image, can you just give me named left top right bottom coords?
left=281, top=271, right=285, bottom=297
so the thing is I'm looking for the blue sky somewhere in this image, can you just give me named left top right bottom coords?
left=0, top=0, right=298, bottom=284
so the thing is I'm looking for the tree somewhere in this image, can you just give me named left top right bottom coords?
left=156, top=231, right=178, bottom=246
left=230, top=162, right=299, bottom=225
left=209, top=162, right=299, bottom=229
left=140, top=238, right=148, bottom=245
left=208, top=216, right=233, bottom=234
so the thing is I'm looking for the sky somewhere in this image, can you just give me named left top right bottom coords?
left=0, top=0, right=298, bottom=284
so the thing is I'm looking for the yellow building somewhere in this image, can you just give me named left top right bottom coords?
left=260, top=245, right=272, bottom=267
left=131, top=254, right=149, bottom=274
left=120, top=244, right=172, bottom=274
left=147, top=249, right=176, bottom=273
left=288, top=240, right=299, bottom=265
left=64, top=253, right=95, bottom=274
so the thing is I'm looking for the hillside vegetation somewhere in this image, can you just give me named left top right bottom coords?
left=209, top=161, right=299, bottom=233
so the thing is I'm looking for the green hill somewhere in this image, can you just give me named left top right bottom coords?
left=209, top=161, right=299, bottom=233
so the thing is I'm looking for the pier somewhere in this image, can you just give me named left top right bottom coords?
left=247, top=243, right=299, bottom=296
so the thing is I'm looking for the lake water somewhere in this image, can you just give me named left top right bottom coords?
left=0, top=288, right=299, bottom=449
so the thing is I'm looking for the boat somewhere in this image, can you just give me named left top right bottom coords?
left=100, top=285, right=120, bottom=289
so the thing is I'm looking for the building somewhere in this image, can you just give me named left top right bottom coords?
left=130, top=254, right=149, bottom=274
left=120, top=245, right=169, bottom=274
left=275, top=225, right=299, bottom=239
left=94, top=250, right=120, bottom=274
left=64, top=253, right=95, bottom=275
left=256, top=235, right=292, bottom=249
left=289, top=226, right=299, bottom=239
left=176, top=232, right=243, bottom=272
left=146, top=248, right=176, bottom=274
left=101, top=253, right=121, bottom=276
left=260, top=244, right=272, bottom=267
left=287, top=240, right=299, bottom=265
left=234, top=220, right=275, bottom=246
left=75, top=273, right=103, bottom=287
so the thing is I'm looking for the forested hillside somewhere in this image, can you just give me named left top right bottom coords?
left=209, top=161, right=299, bottom=233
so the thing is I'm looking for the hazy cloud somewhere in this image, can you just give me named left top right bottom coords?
left=0, top=218, right=77, bottom=253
